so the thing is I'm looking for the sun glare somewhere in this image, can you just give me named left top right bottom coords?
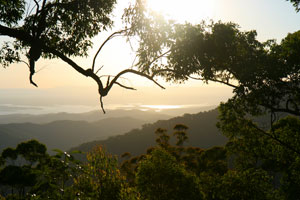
left=141, top=105, right=182, bottom=110
left=146, top=0, right=215, bottom=23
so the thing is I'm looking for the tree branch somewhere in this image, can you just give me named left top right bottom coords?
left=145, top=50, right=171, bottom=70
left=151, top=68, right=175, bottom=77
left=95, top=65, right=104, bottom=75
left=188, top=75, right=238, bottom=88
left=0, top=24, right=106, bottom=95
left=115, top=82, right=137, bottom=90
left=100, top=96, right=106, bottom=114
left=92, top=29, right=129, bottom=72
left=0, top=24, right=165, bottom=113
left=19, top=60, right=30, bottom=68
left=251, top=122, right=300, bottom=155
left=262, top=102, right=300, bottom=116
left=37, top=1, right=77, bottom=14
left=106, top=69, right=165, bottom=94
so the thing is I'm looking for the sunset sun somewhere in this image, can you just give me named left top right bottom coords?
left=146, top=0, right=215, bottom=22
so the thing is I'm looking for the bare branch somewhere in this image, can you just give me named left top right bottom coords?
left=99, top=75, right=131, bottom=83
left=99, top=74, right=112, bottom=78
left=35, top=64, right=48, bottom=73
left=127, top=37, right=135, bottom=52
left=33, top=0, right=40, bottom=12
left=95, top=65, right=104, bottom=75
left=262, top=103, right=300, bottom=116
left=30, top=74, right=38, bottom=87
left=100, top=96, right=106, bottom=114
left=0, top=25, right=164, bottom=113
left=115, top=82, right=137, bottom=90
left=251, top=122, right=300, bottom=155
left=19, top=60, right=30, bottom=68
left=188, top=75, right=238, bottom=88
left=144, top=50, right=171, bottom=70
left=131, top=55, right=137, bottom=68
left=32, top=0, right=40, bottom=34
left=92, top=29, right=129, bottom=72
left=106, top=76, right=110, bottom=87
left=26, top=0, right=33, bottom=17
left=106, top=69, right=165, bottom=94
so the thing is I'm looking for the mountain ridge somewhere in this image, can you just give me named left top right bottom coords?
left=0, top=109, right=172, bottom=124
left=70, top=109, right=228, bottom=156
left=0, top=117, right=147, bottom=152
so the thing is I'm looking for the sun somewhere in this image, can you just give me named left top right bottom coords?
left=146, top=0, right=215, bottom=23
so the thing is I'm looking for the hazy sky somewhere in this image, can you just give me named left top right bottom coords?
left=0, top=0, right=299, bottom=109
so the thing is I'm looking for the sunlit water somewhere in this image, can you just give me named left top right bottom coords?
left=0, top=103, right=214, bottom=115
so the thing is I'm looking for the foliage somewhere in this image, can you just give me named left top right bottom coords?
left=1, top=0, right=116, bottom=58
left=0, top=122, right=294, bottom=200
left=0, top=0, right=169, bottom=111
left=136, top=148, right=203, bottom=200
left=31, top=149, right=82, bottom=199
left=216, top=169, right=282, bottom=200
left=72, top=146, right=136, bottom=200
left=0, top=0, right=25, bottom=26
left=0, top=0, right=299, bottom=112
left=220, top=114, right=300, bottom=199
left=120, top=125, right=229, bottom=199
left=1, top=0, right=300, bottom=199
left=288, top=0, right=300, bottom=11
left=160, top=22, right=300, bottom=119
left=72, top=109, right=226, bottom=157
left=136, top=10, right=300, bottom=198
left=16, top=140, right=47, bottom=165
left=0, top=140, right=48, bottom=199
left=0, top=140, right=82, bottom=199
left=123, top=0, right=174, bottom=74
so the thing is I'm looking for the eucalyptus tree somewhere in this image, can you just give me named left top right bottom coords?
left=289, top=0, right=300, bottom=11
left=0, top=0, right=171, bottom=112
left=124, top=1, right=300, bottom=197
left=127, top=0, right=300, bottom=154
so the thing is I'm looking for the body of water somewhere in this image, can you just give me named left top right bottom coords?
left=0, top=103, right=216, bottom=116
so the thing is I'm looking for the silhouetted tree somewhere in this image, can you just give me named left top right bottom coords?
left=71, top=146, right=136, bottom=200
left=0, top=140, right=47, bottom=199
left=0, top=0, right=171, bottom=112
left=288, top=0, right=300, bottom=11
left=136, top=148, right=203, bottom=200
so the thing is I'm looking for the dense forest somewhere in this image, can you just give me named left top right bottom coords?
left=71, top=109, right=227, bottom=156
left=1, top=0, right=300, bottom=199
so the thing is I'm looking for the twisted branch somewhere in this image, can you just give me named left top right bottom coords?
left=92, top=29, right=129, bottom=72
left=0, top=25, right=167, bottom=113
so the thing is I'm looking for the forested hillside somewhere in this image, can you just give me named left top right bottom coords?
left=1, top=0, right=300, bottom=199
left=0, top=117, right=146, bottom=152
left=71, top=109, right=227, bottom=156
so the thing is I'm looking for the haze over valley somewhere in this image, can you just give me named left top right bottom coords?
left=1, top=0, right=300, bottom=199
left=0, top=103, right=219, bottom=153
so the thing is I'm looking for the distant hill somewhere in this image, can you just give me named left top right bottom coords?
left=0, top=117, right=146, bottom=152
left=0, top=109, right=172, bottom=124
left=71, top=109, right=228, bottom=156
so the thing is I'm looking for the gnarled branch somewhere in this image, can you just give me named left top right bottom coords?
left=115, top=82, right=137, bottom=90
left=106, top=69, right=166, bottom=94
left=0, top=24, right=166, bottom=113
left=92, top=28, right=129, bottom=72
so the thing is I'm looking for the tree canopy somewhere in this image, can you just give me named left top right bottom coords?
left=1, top=0, right=299, bottom=114
left=1, top=0, right=300, bottom=199
left=0, top=0, right=170, bottom=112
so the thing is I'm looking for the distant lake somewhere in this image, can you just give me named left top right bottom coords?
left=0, top=103, right=216, bottom=116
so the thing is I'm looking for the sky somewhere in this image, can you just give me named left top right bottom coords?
left=0, top=0, right=299, bottom=112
